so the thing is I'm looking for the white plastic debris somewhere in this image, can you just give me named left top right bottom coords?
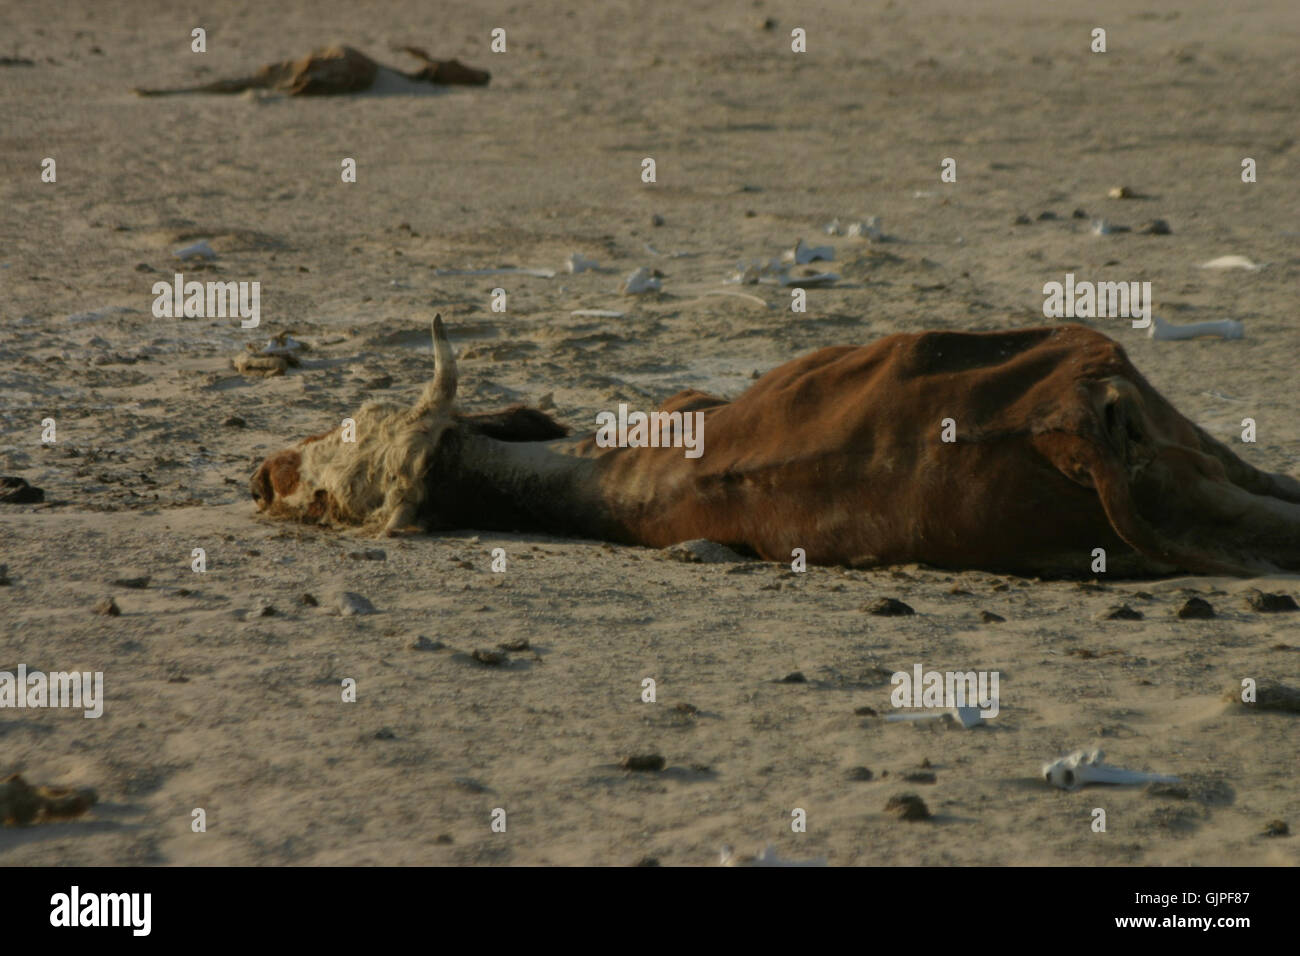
left=621, top=267, right=661, bottom=295
left=1148, top=316, right=1244, bottom=341
left=720, top=845, right=827, bottom=867
left=565, top=253, right=600, bottom=274
left=1041, top=749, right=1179, bottom=791
left=173, top=239, right=216, bottom=261
left=783, top=238, right=834, bottom=264
left=1199, top=255, right=1264, bottom=271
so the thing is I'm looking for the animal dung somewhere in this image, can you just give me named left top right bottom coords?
left=620, top=753, right=666, bottom=772
left=0, top=476, right=44, bottom=504
left=0, top=774, right=98, bottom=826
left=783, top=238, right=834, bottom=264
left=1148, top=316, right=1243, bottom=341
left=92, top=596, right=120, bottom=616
left=1041, top=749, right=1179, bottom=791
left=864, top=597, right=915, bottom=616
left=1223, top=679, right=1300, bottom=714
left=884, top=793, right=931, bottom=821
left=1176, top=597, right=1215, bottom=619
left=621, top=267, right=662, bottom=294
left=1199, top=255, right=1264, bottom=271
left=173, top=239, right=216, bottom=261
left=1245, top=589, right=1298, bottom=612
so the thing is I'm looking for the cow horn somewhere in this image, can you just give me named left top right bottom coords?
left=415, top=314, right=458, bottom=412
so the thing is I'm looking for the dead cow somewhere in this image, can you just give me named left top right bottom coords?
left=133, top=45, right=489, bottom=97
left=252, top=318, right=1300, bottom=577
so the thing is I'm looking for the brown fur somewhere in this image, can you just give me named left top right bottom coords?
left=253, top=321, right=1300, bottom=577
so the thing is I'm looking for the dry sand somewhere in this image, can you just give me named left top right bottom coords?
left=1, top=0, right=1297, bottom=865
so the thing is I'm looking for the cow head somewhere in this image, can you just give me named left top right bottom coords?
left=251, top=314, right=461, bottom=535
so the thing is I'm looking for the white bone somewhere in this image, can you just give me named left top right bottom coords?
left=883, top=706, right=984, bottom=728
left=720, top=845, right=827, bottom=867
left=1199, top=255, right=1264, bottom=271
left=565, top=253, right=600, bottom=274
left=847, top=217, right=883, bottom=240
left=173, top=239, right=216, bottom=260
left=621, top=267, right=661, bottom=295
left=1041, top=749, right=1179, bottom=791
left=1148, top=316, right=1244, bottom=341
left=783, top=238, right=834, bottom=264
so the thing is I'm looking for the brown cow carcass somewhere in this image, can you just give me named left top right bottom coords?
left=251, top=318, right=1300, bottom=577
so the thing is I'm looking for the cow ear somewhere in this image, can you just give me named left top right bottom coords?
left=414, top=314, right=458, bottom=413
left=458, top=405, right=570, bottom=442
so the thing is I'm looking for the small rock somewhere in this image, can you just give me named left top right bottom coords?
left=854, top=706, right=878, bottom=716
left=111, top=576, right=150, bottom=589
left=675, top=702, right=699, bottom=715
left=300, top=593, right=318, bottom=606
left=980, top=610, right=1005, bottom=623
left=348, top=549, right=387, bottom=561
left=0, top=565, right=10, bottom=586
left=846, top=767, right=874, bottom=781
left=134, top=262, right=155, bottom=272
left=1072, top=208, right=1088, bottom=219
left=1138, top=219, right=1171, bottom=235
left=1036, top=211, right=1058, bottom=221
left=884, top=793, right=931, bottom=821
left=365, top=375, right=393, bottom=390
left=1100, top=604, right=1143, bottom=621
left=337, top=592, right=376, bottom=616
left=865, top=598, right=914, bottom=616
left=1107, top=186, right=1136, bottom=199
left=93, top=597, right=120, bottom=616
left=1176, top=597, right=1215, bottom=619
left=373, top=728, right=396, bottom=740
left=1013, top=214, right=1032, bottom=225
left=471, top=649, right=506, bottom=666
left=435, top=833, right=454, bottom=844
left=664, top=539, right=747, bottom=563
left=902, top=771, right=937, bottom=784
left=651, top=213, right=665, bottom=227
left=621, top=754, right=666, bottom=772
left=1224, top=679, right=1300, bottom=713
left=498, top=638, right=530, bottom=652
left=537, top=392, right=555, bottom=411
left=1262, top=820, right=1290, bottom=838
left=410, top=635, right=445, bottom=651
left=777, top=671, right=807, bottom=684
left=222, top=416, right=247, bottom=428
left=1246, top=589, right=1298, bottom=613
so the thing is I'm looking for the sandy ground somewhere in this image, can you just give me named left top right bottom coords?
left=1, top=0, right=1297, bottom=865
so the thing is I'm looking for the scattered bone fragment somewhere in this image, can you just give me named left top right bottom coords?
left=621, top=267, right=662, bottom=294
left=783, top=238, right=834, bottom=264
left=1148, top=316, right=1243, bottom=341
left=173, top=239, right=216, bottom=261
left=1041, top=749, right=1179, bottom=791
left=1199, top=255, right=1264, bottom=271
left=720, top=844, right=827, bottom=866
